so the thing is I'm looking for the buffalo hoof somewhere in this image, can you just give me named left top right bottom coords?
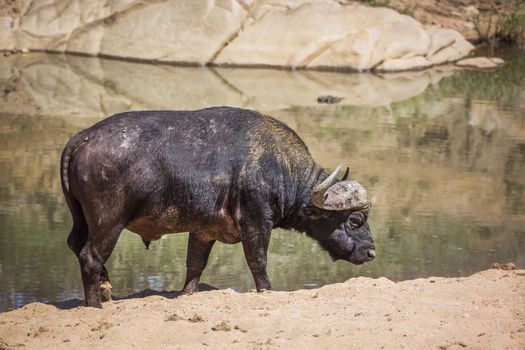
left=100, top=281, right=112, bottom=302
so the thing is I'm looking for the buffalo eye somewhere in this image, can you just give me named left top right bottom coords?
left=346, top=212, right=364, bottom=228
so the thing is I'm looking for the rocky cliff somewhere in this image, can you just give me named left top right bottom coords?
left=0, top=0, right=474, bottom=71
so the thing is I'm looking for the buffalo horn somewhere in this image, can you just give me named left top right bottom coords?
left=341, top=167, right=350, bottom=181
left=312, top=164, right=342, bottom=209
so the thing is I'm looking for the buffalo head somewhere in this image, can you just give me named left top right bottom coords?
left=303, top=165, right=375, bottom=265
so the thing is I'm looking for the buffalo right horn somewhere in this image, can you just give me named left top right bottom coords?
left=312, top=164, right=341, bottom=209
left=341, top=167, right=350, bottom=181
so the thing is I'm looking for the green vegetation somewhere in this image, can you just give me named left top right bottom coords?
left=357, top=0, right=391, bottom=7
left=473, top=0, right=525, bottom=45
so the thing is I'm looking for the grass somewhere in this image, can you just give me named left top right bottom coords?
left=473, top=0, right=525, bottom=46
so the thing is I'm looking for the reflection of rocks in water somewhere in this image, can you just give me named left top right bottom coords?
left=0, top=53, right=457, bottom=119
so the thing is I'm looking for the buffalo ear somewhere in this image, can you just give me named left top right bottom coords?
left=341, top=167, right=350, bottom=181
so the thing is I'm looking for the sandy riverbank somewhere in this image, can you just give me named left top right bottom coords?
left=0, top=269, right=524, bottom=350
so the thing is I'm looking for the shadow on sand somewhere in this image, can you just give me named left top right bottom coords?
left=49, top=283, right=219, bottom=310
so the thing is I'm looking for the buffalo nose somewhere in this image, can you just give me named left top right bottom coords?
left=367, top=249, right=376, bottom=260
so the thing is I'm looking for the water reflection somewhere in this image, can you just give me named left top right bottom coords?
left=0, top=49, right=524, bottom=312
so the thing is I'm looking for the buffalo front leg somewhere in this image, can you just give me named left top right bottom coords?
left=241, top=230, right=272, bottom=291
left=182, top=232, right=215, bottom=294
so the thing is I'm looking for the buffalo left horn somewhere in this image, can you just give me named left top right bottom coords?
left=312, top=164, right=342, bottom=209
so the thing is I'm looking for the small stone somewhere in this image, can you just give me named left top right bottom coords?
left=165, top=314, right=182, bottom=322
left=234, top=325, right=248, bottom=333
left=188, top=314, right=205, bottom=323
left=212, top=321, right=231, bottom=332
left=317, top=95, right=344, bottom=104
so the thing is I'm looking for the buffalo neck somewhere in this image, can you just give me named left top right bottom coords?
left=277, top=163, right=329, bottom=232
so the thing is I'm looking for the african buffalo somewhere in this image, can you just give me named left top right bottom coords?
left=61, top=107, right=375, bottom=307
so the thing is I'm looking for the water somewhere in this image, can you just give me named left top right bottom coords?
left=0, top=48, right=524, bottom=312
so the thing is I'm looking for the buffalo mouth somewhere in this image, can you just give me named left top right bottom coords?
left=348, top=247, right=376, bottom=265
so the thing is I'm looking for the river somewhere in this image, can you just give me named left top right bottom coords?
left=0, top=48, right=523, bottom=311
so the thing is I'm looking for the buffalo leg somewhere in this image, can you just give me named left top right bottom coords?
left=182, top=232, right=215, bottom=294
left=241, top=230, right=272, bottom=291
left=67, top=219, right=88, bottom=257
left=78, top=225, right=122, bottom=308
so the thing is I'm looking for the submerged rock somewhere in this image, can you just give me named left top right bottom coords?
left=0, top=0, right=474, bottom=72
left=317, top=95, right=344, bottom=104
left=456, top=57, right=505, bottom=69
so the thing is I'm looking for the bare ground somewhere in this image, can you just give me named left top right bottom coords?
left=0, top=269, right=524, bottom=350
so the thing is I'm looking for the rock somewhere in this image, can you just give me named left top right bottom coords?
left=165, top=314, right=183, bottom=322
left=464, top=6, right=479, bottom=18
left=216, top=2, right=473, bottom=71
left=317, top=95, right=344, bottom=104
left=492, top=262, right=517, bottom=270
left=490, top=57, right=505, bottom=65
left=0, top=0, right=474, bottom=72
left=187, top=314, right=205, bottom=323
left=211, top=321, right=231, bottom=332
left=456, top=57, right=505, bottom=69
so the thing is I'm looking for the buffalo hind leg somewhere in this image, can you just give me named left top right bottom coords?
left=67, top=221, right=88, bottom=257
left=182, top=232, right=215, bottom=294
left=78, top=225, right=122, bottom=308
left=68, top=220, right=112, bottom=302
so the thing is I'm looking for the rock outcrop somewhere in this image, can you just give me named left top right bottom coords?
left=0, top=0, right=474, bottom=72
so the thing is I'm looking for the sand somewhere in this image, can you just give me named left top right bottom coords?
left=0, top=269, right=524, bottom=350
